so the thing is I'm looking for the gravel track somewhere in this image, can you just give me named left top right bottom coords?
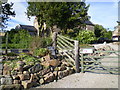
left=35, top=73, right=118, bottom=88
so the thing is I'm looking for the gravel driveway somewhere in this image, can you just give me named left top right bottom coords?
left=34, top=73, right=118, bottom=88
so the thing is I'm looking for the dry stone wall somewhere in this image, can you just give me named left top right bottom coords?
left=1, top=58, right=75, bottom=89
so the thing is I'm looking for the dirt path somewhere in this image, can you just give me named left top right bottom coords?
left=34, top=73, right=118, bottom=88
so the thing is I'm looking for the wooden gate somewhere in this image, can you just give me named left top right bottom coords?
left=55, top=33, right=80, bottom=73
left=53, top=32, right=120, bottom=74
left=80, top=50, right=120, bottom=74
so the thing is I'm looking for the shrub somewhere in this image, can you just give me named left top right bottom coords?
left=33, top=48, right=49, bottom=57
left=75, top=30, right=97, bottom=44
left=29, top=36, right=52, bottom=52
left=6, top=52, right=18, bottom=56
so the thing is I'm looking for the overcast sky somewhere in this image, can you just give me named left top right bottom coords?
left=6, top=0, right=119, bottom=31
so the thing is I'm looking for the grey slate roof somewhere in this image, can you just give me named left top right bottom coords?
left=84, top=20, right=94, bottom=26
left=15, top=24, right=37, bottom=32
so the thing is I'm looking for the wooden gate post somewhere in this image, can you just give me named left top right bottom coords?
left=5, top=32, right=8, bottom=55
left=52, top=32, right=57, bottom=58
left=74, top=40, right=80, bottom=73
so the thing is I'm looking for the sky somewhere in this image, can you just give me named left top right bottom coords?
left=5, top=0, right=119, bottom=31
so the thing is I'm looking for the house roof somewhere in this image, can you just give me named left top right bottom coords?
left=15, top=24, right=37, bottom=32
left=84, top=20, right=94, bottom=26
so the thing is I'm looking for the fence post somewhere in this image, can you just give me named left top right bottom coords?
left=5, top=32, right=8, bottom=55
left=81, top=53, right=84, bottom=73
left=0, top=35, right=3, bottom=75
left=74, top=40, right=80, bottom=73
left=52, top=32, right=57, bottom=58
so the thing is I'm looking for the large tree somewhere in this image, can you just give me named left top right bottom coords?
left=26, top=1, right=89, bottom=35
left=94, top=24, right=112, bottom=39
left=0, top=1, right=15, bottom=29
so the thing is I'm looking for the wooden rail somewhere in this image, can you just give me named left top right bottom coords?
left=54, top=33, right=80, bottom=73
left=80, top=50, right=120, bottom=74
left=53, top=32, right=120, bottom=74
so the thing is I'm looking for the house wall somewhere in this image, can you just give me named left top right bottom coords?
left=86, top=25, right=94, bottom=31
left=0, top=32, right=5, bottom=36
left=33, top=17, right=39, bottom=36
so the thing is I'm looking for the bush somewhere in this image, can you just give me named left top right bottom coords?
left=2, top=29, right=32, bottom=49
left=33, top=48, right=49, bottom=57
left=6, top=52, right=18, bottom=56
left=75, top=30, right=97, bottom=44
left=2, top=44, right=23, bottom=49
left=29, top=36, right=52, bottom=52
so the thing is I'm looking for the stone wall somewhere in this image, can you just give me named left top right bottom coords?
left=2, top=58, right=75, bottom=89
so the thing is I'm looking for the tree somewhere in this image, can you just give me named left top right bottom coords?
left=94, top=24, right=106, bottom=38
left=26, top=1, right=89, bottom=35
left=94, top=24, right=112, bottom=39
left=12, top=29, right=32, bottom=49
left=103, top=31, right=112, bottom=39
left=3, top=29, right=32, bottom=49
left=0, top=1, right=15, bottom=28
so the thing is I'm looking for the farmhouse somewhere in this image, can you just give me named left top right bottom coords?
left=112, top=21, right=120, bottom=41
left=84, top=20, right=94, bottom=31
left=15, top=17, right=94, bottom=36
left=15, top=24, right=37, bottom=36
left=0, top=32, right=5, bottom=37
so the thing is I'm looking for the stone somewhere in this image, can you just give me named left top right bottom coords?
left=38, top=68, right=51, bottom=76
left=0, top=64, right=3, bottom=70
left=53, top=71, right=58, bottom=81
left=68, top=68, right=74, bottom=75
left=4, top=75, right=11, bottom=78
left=41, top=61, right=50, bottom=68
left=23, top=71, right=29, bottom=74
left=43, top=72, right=52, bottom=77
left=13, top=80, right=21, bottom=84
left=58, top=65, right=66, bottom=71
left=43, top=54, right=51, bottom=61
left=12, top=75, right=20, bottom=80
left=0, top=84, right=24, bottom=90
left=53, top=71, right=58, bottom=77
left=29, top=64, right=43, bottom=73
left=99, top=53, right=105, bottom=56
left=39, top=78, right=44, bottom=85
left=17, top=66, right=23, bottom=73
left=32, top=82, right=39, bottom=87
left=17, top=60, right=26, bottom=67
left=0, top=59, right=2, bottom=62
left=0, top=69, right=2, bottom=75
left=49, top=59, right=60, bottom=67
left=17, top=72, right=22, bottom=75
left=44, top=72, right=54, bottom=83
left=1, top=77, right=12, bottom=85
left=58, top=71, right=64, bottom=79
left=23, top=65, right=33, bottom=71
left=3, top=64, right=11, bottom=75
left=18, top=74, right=30, bottom=81
left=54, top=67, right=59, bottom=71
left=11, top=70, right=17, bottom=75
left=30, top=73, right=39, bottom=82
left=41, top=60, right=60, bottom=68
left=21, top=80, right=32, bottom=89
left=63, top=70, right=69, bottom=77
